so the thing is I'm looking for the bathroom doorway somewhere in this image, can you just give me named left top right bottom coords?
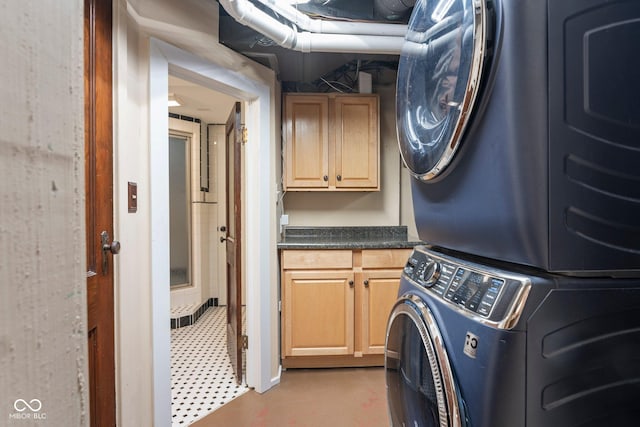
left=167, top=74, right=234, bottom=318
left=167, top=75, right=249, bottom=425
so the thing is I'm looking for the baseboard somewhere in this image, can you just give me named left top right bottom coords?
left=170, top=298, right=215, bottom=329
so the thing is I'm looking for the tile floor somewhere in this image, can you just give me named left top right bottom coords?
left=170, top=306, right=249, bottom=426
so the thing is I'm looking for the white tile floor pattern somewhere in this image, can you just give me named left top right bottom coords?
left=171, top=306, right=249, bottom=426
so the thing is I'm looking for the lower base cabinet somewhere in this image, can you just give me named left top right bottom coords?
left=280, top=248, right=411, bottom=368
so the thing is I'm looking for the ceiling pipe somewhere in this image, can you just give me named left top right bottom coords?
left=253, top=0, right=408, bottom=37
left=218, top=0, right=405, bottom=54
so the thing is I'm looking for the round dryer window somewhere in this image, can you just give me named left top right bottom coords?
left=397, top=0, right=489, bottom=180
left=385, top=295, right=462, bottom=427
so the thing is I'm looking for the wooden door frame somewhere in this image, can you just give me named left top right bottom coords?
left=85, top=0, right=116, bottom=424
left=225, top=102, right=244, bottom=384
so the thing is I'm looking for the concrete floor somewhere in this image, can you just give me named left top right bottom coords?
left=192, top=367, right=389, bottom=427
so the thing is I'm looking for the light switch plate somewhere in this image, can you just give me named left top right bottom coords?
left=128, top=182, right=137, bottom=213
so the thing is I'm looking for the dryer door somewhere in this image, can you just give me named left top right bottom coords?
left=385, top=295, right=463, bottom=427
left=397, top=0, right=489, bottom=180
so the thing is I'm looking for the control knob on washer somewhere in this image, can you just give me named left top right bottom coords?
left=421, top=260, right=441, bottom=288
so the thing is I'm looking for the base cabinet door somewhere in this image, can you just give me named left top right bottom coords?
left=282, top=270, right=355, bottom=357
left=360, top=270, right=402, bottom=355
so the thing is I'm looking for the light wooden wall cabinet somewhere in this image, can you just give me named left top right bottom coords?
left=283, top=93, right=380, bottom=191
left=280, top=248, right=411, bottom=368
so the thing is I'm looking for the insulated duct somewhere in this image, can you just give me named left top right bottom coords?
left=218, top=0, right=406, bottom=54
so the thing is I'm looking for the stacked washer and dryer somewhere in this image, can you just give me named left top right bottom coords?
left=385, top=0, right=640, bottom=426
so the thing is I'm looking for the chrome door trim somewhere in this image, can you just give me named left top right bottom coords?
left=423, top=0, right=488, bottom=181
left=398, top=0, right=490, bottom=181
left=385, top=294, right=462, bottom=427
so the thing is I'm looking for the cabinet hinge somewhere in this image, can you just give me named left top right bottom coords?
left=242, top=334, right=249, bottom=350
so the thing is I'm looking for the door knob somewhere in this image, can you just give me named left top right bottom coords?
left=103, top=240, right=121, bottom=254
left=220, top=225, right=227, bottom=232
left=100, top=231, right=120, bottom=274
left=220, top=236, right=227, bottom=243
left=101, top=231, right=120, bottom=254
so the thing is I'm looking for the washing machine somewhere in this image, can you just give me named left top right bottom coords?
left=385, top=245, right=640, bottom=426
left=396, top=0, right=640, bottom=275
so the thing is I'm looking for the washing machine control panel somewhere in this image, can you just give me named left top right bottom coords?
left=444, top=268, right=504, bottom=317
left=403, top=246, right=531, bottom=328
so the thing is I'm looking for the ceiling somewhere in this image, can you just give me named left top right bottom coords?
left=168, top=75, right=238, bottom=124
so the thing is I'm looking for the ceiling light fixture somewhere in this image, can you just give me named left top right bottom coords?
left=168, top=93, right=182, bottom=107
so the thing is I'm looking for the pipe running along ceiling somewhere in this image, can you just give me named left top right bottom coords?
left=218, top=0, right=414, bottom=55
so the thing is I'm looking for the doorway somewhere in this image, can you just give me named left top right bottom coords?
left=167, top=75, right=236, bottom=314
left=148, top=41, right=279, bottom=426
left=167, top=75, right=250, bottom=424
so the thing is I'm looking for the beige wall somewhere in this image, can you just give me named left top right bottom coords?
left=0, top=2, right=88, bottom=426
left=132, top=0, right=219, bottom=41
left=282, top=79, right=416, bottom=231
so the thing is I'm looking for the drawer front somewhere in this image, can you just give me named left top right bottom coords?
left=361, top=249, right=412, bottom=269
left=282, top=249, right=353, bottom=269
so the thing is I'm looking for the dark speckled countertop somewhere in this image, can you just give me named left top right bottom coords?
left=277, top=226, right=423, bottom=250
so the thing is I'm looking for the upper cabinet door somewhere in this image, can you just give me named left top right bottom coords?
left=284, top=93, right=380, bottom=191
left=334, top=95, right=379, bottom=190
left=284, top=95, right=330, bottom=189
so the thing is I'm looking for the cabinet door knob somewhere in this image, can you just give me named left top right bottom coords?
left=364, top=280, right=369, bottom=287
left=323, top=175, right=328, bottom=181
left=348, top=280, right=354, bottom=287
left=336, top=175, right=342, bottom=181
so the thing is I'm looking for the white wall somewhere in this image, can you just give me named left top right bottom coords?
left=209, top=124, right=229, bottom=305
left=0, top=2, right=88, bottom=426
left=112, top=3, right=154, bottom=425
